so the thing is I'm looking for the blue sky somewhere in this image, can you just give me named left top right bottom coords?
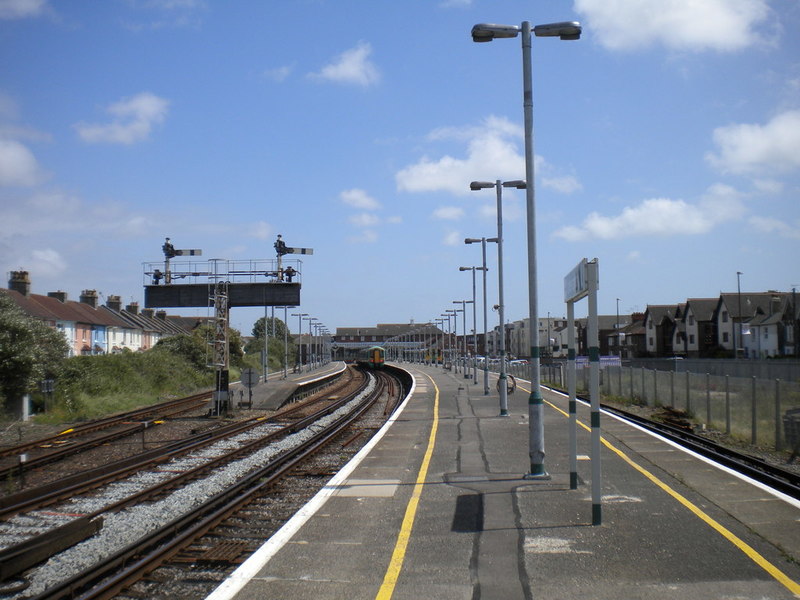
left=1, top=0, right=799, bottom=337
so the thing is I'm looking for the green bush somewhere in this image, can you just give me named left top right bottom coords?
left=35, top=344, right=214, bottom=422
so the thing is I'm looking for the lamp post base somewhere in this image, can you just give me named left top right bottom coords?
left=523, top=468, right=551, bottom=481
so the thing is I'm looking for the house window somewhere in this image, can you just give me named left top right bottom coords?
left=648, top=321, right=653, bottom=330
left=764, top=329, right=769, bottom=339
left=648, top=337, right=653, bottom=346
left=722, top=311, right=728, bottom=323
left=723, top=332, right=729, bottom=343
left=689, top=335, right=695, bottom=344
left=689, top=316, right=695, bottom=326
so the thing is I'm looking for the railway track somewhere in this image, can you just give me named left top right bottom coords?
left=0, top=367, right=404, bottom=599
left=597, top=400, right=800, bottom=500
left=0, top=393, right=211, bottom=482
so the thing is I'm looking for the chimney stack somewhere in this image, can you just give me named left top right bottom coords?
left=48, top=291, right=68, bottom=303
left=126, top=302, right=140, bottom=315
left=8, top=271, right=31, bottom=296
left=79, top=289, right=99, bottom=308
left=106, top=295, right=122, bottom=312
left=156, top=310, right=167, bottom=320
left=141, top=308, right=155, bottom=319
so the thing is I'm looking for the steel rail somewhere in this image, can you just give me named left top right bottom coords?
left=598, top=401, right=800, bottom=500
left=27, top=371, right=390, bottom=600
left=0, top=392, right=211, bottom=460
left=1, top=370, right=357, bottom=517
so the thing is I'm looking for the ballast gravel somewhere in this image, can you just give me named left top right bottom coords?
left=10, top=376, right=376, bottom=599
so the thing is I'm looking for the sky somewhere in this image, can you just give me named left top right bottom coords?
left=1, top=0, right=799, bottom=338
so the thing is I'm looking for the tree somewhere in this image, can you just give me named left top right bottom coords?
left=0, top=293, right=69, bottom=413
left=252, top=316, right=290, bottom=341
left=153, top=333, right=208, bottom=370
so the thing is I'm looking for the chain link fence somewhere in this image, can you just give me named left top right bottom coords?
left=532, top=363, right=800, bottom=453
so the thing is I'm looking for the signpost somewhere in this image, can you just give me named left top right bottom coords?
left=564, top=257, right=602, bottom=525
left=240, top=368, right=259, bottom=409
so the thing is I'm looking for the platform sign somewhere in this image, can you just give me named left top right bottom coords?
left=563, top=257, right=601, bottom=525
left=564, top=258, right=590, bottom=303
left=241, top=368, right=259, bottom=388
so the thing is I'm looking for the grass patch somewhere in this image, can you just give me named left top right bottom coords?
left=27, top=346, right=214, bottom=422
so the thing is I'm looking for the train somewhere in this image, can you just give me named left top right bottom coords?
left=356, top=346, right=385, bottom=369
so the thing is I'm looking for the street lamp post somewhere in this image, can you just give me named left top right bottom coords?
left=446, top=309, right=459, bottom=372
left=435, top=318, right=446, bottom=367
left=616, top=298, right=620, bottom=357
left=736, top=271, right=743, bottom=358
left=291, top=312, right=308, bottom=372
left=472, top=18, right=581, bottom=477
left=454, top=300, right=472, bottom=379
left=305, top=317, right=317, bottom=371
left=441, top=314, right=453, bottom=369
left=465, top=239, right=492, bottom=394
left=460, top=266, right=485, bottom=385
left=471, top=180, right=525, bottom=416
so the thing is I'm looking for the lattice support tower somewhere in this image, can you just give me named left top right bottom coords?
left=210, top=266, right=230, bottom=415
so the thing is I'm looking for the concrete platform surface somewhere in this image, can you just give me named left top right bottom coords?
left=229, top=362, right=346, bottom=411
left=208, top=363, right=800, bottom=600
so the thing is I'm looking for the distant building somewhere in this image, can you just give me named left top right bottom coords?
left=2, top=270, right=202, bottom=356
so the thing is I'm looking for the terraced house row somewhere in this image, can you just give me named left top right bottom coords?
left=2, top=271, right=204, bottom=356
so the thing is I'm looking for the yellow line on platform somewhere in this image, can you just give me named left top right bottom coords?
left=375, top=373, right=439, bottom=600
left=521, top=383, right=800, bottom=596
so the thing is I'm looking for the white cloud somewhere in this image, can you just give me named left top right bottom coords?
left=397, top=116, right=581, bottom=196
left=574, top=0, right=773, bottom=52
left=123, top=0, right=207, bottom=30
left=263, top=64, right=294, bottom=83
left=542, top=175, right=582, bottom=194
left=348, top=213, right=380, bottom=228
left=309, top=41, right=380, bottom=87
left=396, top=116, right=525, bottom=195
left=0, top=138, right=45, bottom=186
left=554, top=185, right=745, bottom=241
left=626, top=250, right=643, bottom=263
left=706, top=109, right=800, bottom=175
left=75, top=92, right=169, bottom=145
left=432, top=206, right=464, bottom=220
left=0, top=191, right=155, bottom=239
left=340, top=188, right=381, bottom=210
left=0, top=92, right=51, bottom=142
left=248, top=220, right=273, bottom=240
left=749, top=216, right=800, bottom=239
left=348, top=230, right=378, bottom=244
left=29, top=248, right=66, bottom=276
left=443, top=230, right=461, bottom=246
left=0, top=0, right=48, bottom=19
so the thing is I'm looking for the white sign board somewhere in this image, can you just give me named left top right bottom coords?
left=564, top=258, right=589, bottom=303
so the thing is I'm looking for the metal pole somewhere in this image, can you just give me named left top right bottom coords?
left=567, top=299, right=577, bottom=489
left=737, top=271, right=743, bottom=358
left=775, top=379, right=782, bottom=452
left=471, top=270, right=478, bottom=384
left=462, top=302, right=468, bottom=378
left=495, top=181, right=509, bottom=417
left=521, top=22, right=545, bottom=476
left=587, top=259, right=602, bottom=525
left=482, top=240, right=489, bottom=394
left=264, top=306, right=272, bottom=383
left=283, top=307, right=288, bottom=378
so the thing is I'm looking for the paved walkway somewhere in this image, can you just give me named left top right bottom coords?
left=208, top=363, right=800, bottom=600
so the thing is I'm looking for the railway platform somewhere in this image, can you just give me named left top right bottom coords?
left=208, top=363, right=800, bottom=599
left=230, top=362, right=346, bottom=411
